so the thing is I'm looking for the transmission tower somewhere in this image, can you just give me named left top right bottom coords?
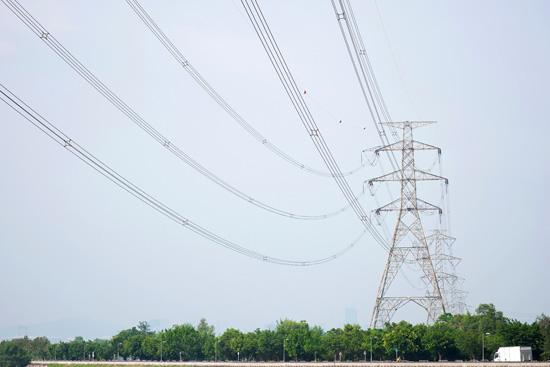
left=427, top=230, right=467, bottom=315
left=368, top=121, right=448, bottom=328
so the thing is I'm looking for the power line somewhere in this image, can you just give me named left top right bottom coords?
left=0, top=83, right=366, bottom=267
left=1, top=0, right=359, bottom=222
left=125, top=0, right=367, bottom=178
left=330, top=0, right=400, bottom=242
left=331, top=0, right=400, bottom=169
left=240, top=0, right=390, bottom=252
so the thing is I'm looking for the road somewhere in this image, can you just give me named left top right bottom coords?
left=30, top=361, right=550, bottom=367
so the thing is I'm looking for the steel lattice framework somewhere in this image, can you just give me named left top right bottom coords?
left=427, top=230, right=467, bottom=315
left=369, top=121, right=448, bottom=328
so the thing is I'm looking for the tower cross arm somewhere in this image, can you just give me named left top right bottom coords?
left=382, top=121, right=437, bottom=129
left=373, top=198, right=442, bottom=214
left=367, top=170, right=402, bottom=185
left=416, top=199, right=443, bottom=213
left=375, top=141, right=403, bottom=154
left=415, top=170, right=449, bottom=184
left=366, top=170, right=448, bottom=185
left=410, top=140, right=441, bottom=153
left=375, top=140, right=441, bottom=154
left=373, top=198, right=401, bottom=213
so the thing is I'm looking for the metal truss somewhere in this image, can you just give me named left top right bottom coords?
left=369, top=121, right=447, bottom=328
left=427, top=230, right=467, bottom=315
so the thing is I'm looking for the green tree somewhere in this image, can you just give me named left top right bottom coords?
left=164, top=324, right=200, bottom=361
left=285, top=320, right=310, bottom=361
left=256, top=329, right=278, bottom=361
left=342, top=324, right=365, bottom=360
left=383, top=321, right=422, bottom=361
left=197, top=318, right=215, bottom=360
left=364, top=329, right=384, bottom=361
left=219, top=328, right=244, bottom=361
left=29, top=337, right=50, bottom=360
left=422, top=320, right=458, bottom=361
left=537, top=314, right=550, bottom=360
left=454, top=312, right=480, bottom=360
left=476, top=303, right=505, bottom=334
left=89, top=339, right=114, bottom=361
left=242, top=331, right=258, bottom=361
left=112, top=322, right=156, bottom=361
left=141, top=336, right=159, bottom=361
left=138, top=321, right=151, bottom=333
left=322, top=328, right=344, bottom=361
left=0, top=341, right=31, bottom=367
left=305, top=326, right=324, bottom=362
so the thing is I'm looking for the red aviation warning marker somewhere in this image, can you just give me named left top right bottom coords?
left=303, top=90, right=307, bottom=94
left=338, top=120, right=342, bottom=123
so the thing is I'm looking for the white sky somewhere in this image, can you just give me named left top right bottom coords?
left=1, top=0, right=549, bottom=335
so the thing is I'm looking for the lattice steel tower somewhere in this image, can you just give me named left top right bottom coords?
left=368, top=121, right=448, bottom=328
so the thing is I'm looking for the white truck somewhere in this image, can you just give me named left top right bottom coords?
left=493, top=346, right=533, bottom=362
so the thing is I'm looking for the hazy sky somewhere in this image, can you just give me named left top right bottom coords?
left=1, top=0, right=549, bottom=338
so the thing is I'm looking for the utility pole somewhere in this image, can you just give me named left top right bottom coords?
left=370, top=336, right=377, bottom=362
left=369, top=121, right=447, bottom=328
left=482, top=333, right=490, bottom=361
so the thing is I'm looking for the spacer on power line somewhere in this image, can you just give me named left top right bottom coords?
left=40, top=31, right=49, bottom=40
left=309, top=129, right=319, bottom=137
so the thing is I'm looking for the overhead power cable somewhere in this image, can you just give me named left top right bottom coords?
left=0, top=84, right=366, bottom=266
left=331, top=0, right=403, bottom=242
left=336, top=0, right=454, bottom=239
left=330, top=0, right=399, bottom=171
left=1, top=0, right=359, bottom=221
left=125, top=0, right=366, bottom=178
left=240, top=0, right=390, bottom=252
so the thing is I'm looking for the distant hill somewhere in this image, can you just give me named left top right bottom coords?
left=0, top=317, right=128, bottom=342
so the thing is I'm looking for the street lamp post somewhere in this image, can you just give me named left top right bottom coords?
left=83, top=343, right=86, bottom=361
left=238, top=351, right=240, bottom=362
left=161, top=341, right=166, bottom=362
left=283, top=338, right=289, bottom=362
left=54, top=345, right=57, bottom=361
left=215, top=338, right=218, bottom=362
left=482, top=333, right=490, bottom=361
left=363, top=351, right=366, bottom=362
left=370, top=336, right=377, bottom=362
left=179, top=351, right=182, bottom=362
left=117, top=343, right=122, bottom=361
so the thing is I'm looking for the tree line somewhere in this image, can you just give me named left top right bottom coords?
left=1, top=304, right=549, bottom=366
